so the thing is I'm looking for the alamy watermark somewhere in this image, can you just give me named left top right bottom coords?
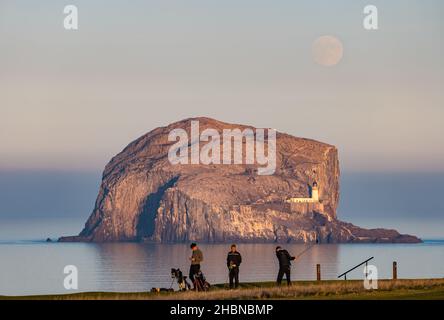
left=363, top=265, right=378, bottom=290
left=363, top=5, right=378, bottom=30
left=63, top=5, right=78, bottom=30
left=63, top=265, right=78, bottom=290
left=168, top=120, right=277, bottom=175
left=62, top=4, right=378, bottom=31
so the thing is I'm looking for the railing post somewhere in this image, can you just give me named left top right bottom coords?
left=316, top=264, right=321, bottom=281
left=393, top=261, right=397, bottom=280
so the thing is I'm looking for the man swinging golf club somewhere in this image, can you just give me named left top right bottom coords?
left=275, top=238, right=318, bottom=286
left=275, top=246, right=295, bottom=285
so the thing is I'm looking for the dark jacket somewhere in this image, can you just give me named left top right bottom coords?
left=227, top=251, right=242, bottom=268
left=276, top=249, right=295, bottom=267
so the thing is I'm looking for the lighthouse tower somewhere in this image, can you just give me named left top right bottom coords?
left=311, top=181, right=319, bottom=201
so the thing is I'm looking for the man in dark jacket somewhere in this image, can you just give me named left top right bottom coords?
left=189, top=243, right=203, bottom=288
left=275, top=246, right=295, bottom=285
left=226, top=244, right=242, bottom=289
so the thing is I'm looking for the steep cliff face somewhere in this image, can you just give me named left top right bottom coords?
left=59, top=117, right=420, bottom=243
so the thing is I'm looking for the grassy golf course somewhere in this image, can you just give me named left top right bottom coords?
left=1, top=279, right=444, bottom=300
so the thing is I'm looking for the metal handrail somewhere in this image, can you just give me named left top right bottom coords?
left=338, top=256, right=374, bottom=280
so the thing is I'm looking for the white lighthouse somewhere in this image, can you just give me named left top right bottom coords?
left=311, top=181, right=319, bottom=202
left=286, top=181, right=320, bottom=203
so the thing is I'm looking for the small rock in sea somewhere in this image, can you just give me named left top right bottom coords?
left=46, top=238, right=52, bottom=242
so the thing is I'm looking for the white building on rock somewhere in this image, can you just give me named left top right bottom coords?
left=286, top=181, right=320, bottom=203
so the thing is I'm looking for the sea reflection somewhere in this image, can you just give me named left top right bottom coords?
left=1, top=241, right=442, bottom=296
left=90, top=243, right=339, bottom=292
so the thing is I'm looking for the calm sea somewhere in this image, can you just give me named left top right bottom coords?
left=0, top=218, right=443, bottom=296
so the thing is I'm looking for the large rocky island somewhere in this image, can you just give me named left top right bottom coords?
left=59, top=117, right=420, bottom=243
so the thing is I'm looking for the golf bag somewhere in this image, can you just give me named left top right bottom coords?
left=171, top=268, right=192, bottom=291
left=193, top=270, right=211, bottom=292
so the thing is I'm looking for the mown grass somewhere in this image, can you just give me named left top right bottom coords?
left=2, top=279, right=444, bottom=300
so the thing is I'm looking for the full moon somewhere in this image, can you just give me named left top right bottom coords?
left=312, top=35, right=344, bottom=67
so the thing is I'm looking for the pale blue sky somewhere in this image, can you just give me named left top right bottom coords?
left=1, top=0, right=443, bottom=173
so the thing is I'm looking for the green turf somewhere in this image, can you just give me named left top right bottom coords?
left=2, top=279, right=444, bottom=300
